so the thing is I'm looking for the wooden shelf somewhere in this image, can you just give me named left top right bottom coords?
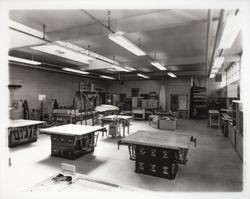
left=190, top=86, right=208, bottom=119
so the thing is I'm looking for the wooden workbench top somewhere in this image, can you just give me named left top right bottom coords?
left=9, top=119, right=46, bottom=128
left=40, top=124, right=105, bottom=136
left=121, top=130, right=191, bottom=149
left=102, top=115, right=133, bottom=120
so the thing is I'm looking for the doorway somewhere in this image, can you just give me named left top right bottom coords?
left=170, top=94, right=179, bottom=112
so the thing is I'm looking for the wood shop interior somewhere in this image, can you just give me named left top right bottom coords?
left=4, top=8, right=246, bottom=195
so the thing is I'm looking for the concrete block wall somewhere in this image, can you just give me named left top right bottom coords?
left=9, top=64, right=221, bottom=118
left=9, top=65, right=107, bottom=119
left=107, top=78, right=192, bottom=111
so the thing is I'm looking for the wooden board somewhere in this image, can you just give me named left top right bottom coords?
left=9, top=119, right=45, bottom=128
left=121, top=130, right=191, bottom=149
left=40, top=124, right=105, bottom=136
left=159, top=85, right=166, bottom=111
left=26, top=173, right=141, bottom=192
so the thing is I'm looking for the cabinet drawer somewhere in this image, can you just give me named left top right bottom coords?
left=51, top=135, right=74, bottom=145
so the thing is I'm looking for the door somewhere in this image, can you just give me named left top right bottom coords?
left=179, top=94, right=188, bottom=110
left=170, top=94, right=179, bottom=112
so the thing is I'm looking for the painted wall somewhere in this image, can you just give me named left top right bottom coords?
left=9, top=65, right=107, bottom=119
left=107, top=78, right=192, bottom=111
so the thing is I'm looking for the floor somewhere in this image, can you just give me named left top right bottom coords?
left=6, top=119, right=243, bottom=194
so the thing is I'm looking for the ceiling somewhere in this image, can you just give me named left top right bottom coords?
left=9, top=9, right=242, bottom=80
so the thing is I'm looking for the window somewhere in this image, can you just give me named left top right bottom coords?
left=226, top=62, right=240, bottom=85
left=220, top=72, right=227, bottom=88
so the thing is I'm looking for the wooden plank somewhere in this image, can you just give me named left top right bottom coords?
left=27, top=172, right=141, bottom=192
left=121, top=130, right=191, bottom=149
left=40, top=124, right=105, bottom=136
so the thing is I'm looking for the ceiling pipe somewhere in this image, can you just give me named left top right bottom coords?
left=80, top=9, right=115, bottom=33
left=109, top=69, right=207, bottom=79
left=81, top=9, right=156, bottom=64
left=205, top=9, right=212, bottom=76
left=208, top=9, right=225, bottom=75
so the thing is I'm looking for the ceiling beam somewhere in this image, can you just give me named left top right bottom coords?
left=104, top=69, right=207, bottom=79
left=205, top=9, right=212, bottom=76
left=120, top=56, right=206, bottom=66
left=208, top=9, right=225, bottom=75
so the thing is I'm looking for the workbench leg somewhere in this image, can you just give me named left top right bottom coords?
left=127, top=120, right=130, bottom=135
left=209, top=115, right=211, bottom=128
left=123, top=122, right=125, bottom=137
left=101, top=121, right=104, bottom=137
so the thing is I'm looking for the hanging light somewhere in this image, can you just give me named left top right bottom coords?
left=137, top=73, right=150, bottom=79
left=8, top=56, right=41, bottom=65
left=108, top=32, right=146, bottom=56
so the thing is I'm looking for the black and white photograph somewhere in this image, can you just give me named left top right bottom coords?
left=0, top=0, right=250, bottom=199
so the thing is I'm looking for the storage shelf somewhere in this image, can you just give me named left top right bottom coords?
left=190, top=86, right=208, bottom=119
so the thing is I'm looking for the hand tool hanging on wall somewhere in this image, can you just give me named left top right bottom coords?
left=22, top=100, right=29, bottom=119
left=53, top=99, right=59, bottom=109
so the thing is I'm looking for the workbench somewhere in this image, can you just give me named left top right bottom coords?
left=118, top=130, right=196, bottom=179
left=54, top=111, right=97, bottom=126
left=40, top=124, right=106, bottom=159
left=8, top=119, right=46, bottom=148
left=100, top=115, right=133, bottom=138
left=95, top=105, right=119, bottom=116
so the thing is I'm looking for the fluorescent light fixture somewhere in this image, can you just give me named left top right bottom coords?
left=212, top=57, right=225, bottom=69
left=62, top=67, right=89, bottom=75
left=108, top=32, right=146, bottom=56
left=110, top=65, right=130, bottom=72
left=168, top=72, right=177, bottom=78
left=9, top=20, right=44, bottom=38
left=151, top=61, right=166, bottom=70
left=137, top=73, right=150, bottom=79
left=125, top=66, right=136, bottom=71
left=211, top=68, right=219, bottom=73
left=209, top=73, right=215, bottom=78
left=8, top=56, right=41, bottom=65
left=218, top=14, right=242, bottom=49
left=100, top=75, right=116, bottom=80
left=55, top=41, right=120, bottom=66
left=31, top=44, right=95, bottom=64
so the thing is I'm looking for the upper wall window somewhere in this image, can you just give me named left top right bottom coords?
left=220, top=72, right=227, bottom=88
left=226, top=61, right=240, bottom=85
